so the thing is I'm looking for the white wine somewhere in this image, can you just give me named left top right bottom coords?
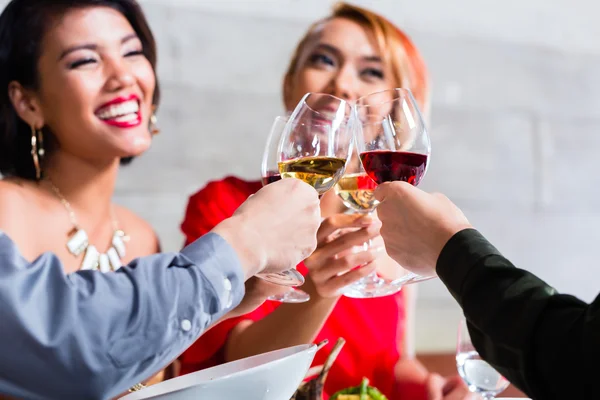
left=278, top=156, right=346, bottom=195
left=335, top=173, right=378, bottom=212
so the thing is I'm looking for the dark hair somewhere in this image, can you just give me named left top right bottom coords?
left=0, top=0, right=160, bottom=180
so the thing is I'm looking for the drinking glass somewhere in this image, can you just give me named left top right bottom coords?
left=354, top=88, right=435, bottom=286
left=256, top=92, right=354, bottom=288
left=335, top=145, right=416, bottom=298
left=457, top=319, right=510, bottom=399
left=277, top=92, right=355, bottom=197
left=258, top=116, right=311, bottom=303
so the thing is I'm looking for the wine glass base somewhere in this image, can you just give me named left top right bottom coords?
left=255, top=269, right=305, bottom=287
left=404, top=274, right=438, bottom=285
left=267, top=289, right=310, bottom=303
left=340, top=274, right=412, bottom=298
left=341, top=284, right=402, bottom=298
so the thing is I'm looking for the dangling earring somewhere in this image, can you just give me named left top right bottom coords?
left=149, top=105, right=160, bottom=136
left=30, top=125, right=44, bottom=180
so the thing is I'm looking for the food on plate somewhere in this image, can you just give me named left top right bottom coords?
left=291, top=338, right=345, bottom=400
left=330, top=378, right=388, bottom=400
left=291, top=339, right=388, bottom=400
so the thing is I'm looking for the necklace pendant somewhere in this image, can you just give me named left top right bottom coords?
left=81, top=245, right=99, bottom=271
left=67, top=229, right=89, bottom=256
left=112, top=231, right=127, bottom=259
left=98, top=254, right=111, bottom=273
left=115, top=229, right=130, bottom=243
left=107, top=247, right=122, bottom=271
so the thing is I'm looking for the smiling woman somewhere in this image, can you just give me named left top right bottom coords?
left=0, top=0, right=170, bottom=390
left=0, top=1, right=159, bottom=179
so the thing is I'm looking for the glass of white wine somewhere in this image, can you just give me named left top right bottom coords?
left=277, top=92, right=355, bottom=197
left=255, top=94, right=353, bottom=288
left=257, top=116, right=311, bottom=303
left=457, top=319, right=509, bottom=400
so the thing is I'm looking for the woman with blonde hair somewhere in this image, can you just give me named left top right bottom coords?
left=178, top=3, right=468, bottom=399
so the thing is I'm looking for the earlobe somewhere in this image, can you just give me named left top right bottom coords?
left=8, top=81, right=44, bottom=127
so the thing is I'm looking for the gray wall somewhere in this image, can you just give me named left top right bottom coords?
left=8, top=0, right=600, bottom=352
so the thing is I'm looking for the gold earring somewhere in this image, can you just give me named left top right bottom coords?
left=149, top=105, right=160, bottom=136
left=30, top=125, right=44, bottom=180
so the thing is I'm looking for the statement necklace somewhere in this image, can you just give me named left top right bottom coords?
left=47, top=179, right=128, bottom=272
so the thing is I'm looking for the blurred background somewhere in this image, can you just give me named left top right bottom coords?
left=16, top=0, right=599, bottom=355
left=122, top=0, right=599, bottom=354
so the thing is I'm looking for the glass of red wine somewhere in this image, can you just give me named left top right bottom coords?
left=355, top=88, right=435, bottom=286
left=257, top=116, right=311, bottom=303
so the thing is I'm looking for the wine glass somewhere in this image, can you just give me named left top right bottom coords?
left=354, top=88, right=435, bottom=285
left=256, top=93, right=354, bottom=288
left=258, top=116, right=311, bottom=303
left=278, top=92, right=355, bottom=197
left=457, top=319, right=509, bottom=399
left=258, top=94, right=353, bottom=289
left=335, top=146, right=416, bottom=298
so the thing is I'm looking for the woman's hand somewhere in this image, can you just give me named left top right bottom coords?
left=426, top=374, right=475, bottom=400
left=227, top=277, right=290, bottom=319
left=304, top=214, right=385, bottom=298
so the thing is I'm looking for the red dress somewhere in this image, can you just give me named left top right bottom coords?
left=178, top=176, right=407, bottom=399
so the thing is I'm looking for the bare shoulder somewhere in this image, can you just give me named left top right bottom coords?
left=0, top=179, right=29, bottom=203
left=0, top=179, right=37, bottom=226
left=114, top=205, right=160, bottom=256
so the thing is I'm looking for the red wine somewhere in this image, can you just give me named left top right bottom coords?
left=261, top=172, right=282, bottom=186
left=360, top=150, right=427, bottom=185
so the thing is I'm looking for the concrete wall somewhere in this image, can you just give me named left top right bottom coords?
left=7, top=0, right=600, bottom=352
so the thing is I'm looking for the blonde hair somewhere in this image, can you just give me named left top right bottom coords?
left=283, top=2, right=430, bottom=116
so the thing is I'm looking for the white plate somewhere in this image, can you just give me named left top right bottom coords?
left=120, top=344, right=317, bottom=400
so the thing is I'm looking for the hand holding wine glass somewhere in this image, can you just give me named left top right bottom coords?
left=214, top=177, right=320, bottom=279
left=303, top=213, right=383, bottom=298
left=258, top=116, right=311, bottom=303
left=374, top=182, right=471, bottom=277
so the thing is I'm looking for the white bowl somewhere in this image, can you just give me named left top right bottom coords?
left=120, top=344, right=317, bottom=400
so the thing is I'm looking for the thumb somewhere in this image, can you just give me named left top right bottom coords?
left=374, top=182, right=393, bottom=202
left=441, top=375, right=473, bottom=400
left=425, top=373, right=445, bottom=400
left=441, top=375, right=463, bottom=395
left=374, top=181, right=417, bottom=202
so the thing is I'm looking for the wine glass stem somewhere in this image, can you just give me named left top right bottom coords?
left=360, top=210, right=379, bottom=284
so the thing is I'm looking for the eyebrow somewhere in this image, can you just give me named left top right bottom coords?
left=315, top=43, right=382, bottom=63
left=58, top=33, right=139, bottom=61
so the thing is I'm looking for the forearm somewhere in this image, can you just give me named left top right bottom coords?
left=394, top=358, right=428, bottom=400
left=0, top=232, right=244, bottom=399
left=225, top=287, right=338, bottom=361
left=437, top=229, right=597, bottom=398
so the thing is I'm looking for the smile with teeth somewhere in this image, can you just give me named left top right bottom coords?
left=97, top=100, right=139, bottom=122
